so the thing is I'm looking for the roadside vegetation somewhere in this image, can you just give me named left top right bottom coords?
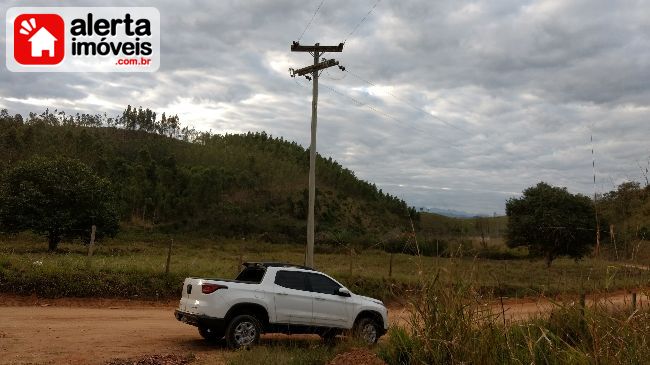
left=377, top=269, right=650, bottom=364
left=1, top=230, right=648, bottom=303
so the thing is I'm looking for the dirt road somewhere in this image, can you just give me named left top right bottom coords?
left=0, top=296, right=337, bottom=365
left=0, top=301, right=227, bottom=365
left=1, top=292, right=648, bottom=365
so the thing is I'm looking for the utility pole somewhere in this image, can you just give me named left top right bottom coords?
left=290, top=41, right=344, bottom=268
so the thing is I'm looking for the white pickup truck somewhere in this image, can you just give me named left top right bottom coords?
left=174, top=262, right=388, bottom=348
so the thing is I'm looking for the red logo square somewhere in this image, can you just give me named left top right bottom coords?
left=13, top=14, right=65, bottom=65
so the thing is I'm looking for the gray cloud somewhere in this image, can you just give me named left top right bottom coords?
left=1, top=0, right=649, bottom=215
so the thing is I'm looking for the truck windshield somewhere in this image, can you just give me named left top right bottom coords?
left=235, top=267, right=266, bottom=283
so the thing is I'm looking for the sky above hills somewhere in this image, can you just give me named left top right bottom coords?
left=2, top=0, right=649, bottom=215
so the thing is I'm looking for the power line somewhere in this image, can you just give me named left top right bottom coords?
left=339, top=67, right=589, bottom=174
left=312, top=79, right=467, bottom=155
left=342, top=0, right=381, bottom=44
left=343, top=67, right=539, bottom=158
left=297, top=0, right=326, bottom=42
left=323, top=68, right=347, bottom=81
left=295, top=67, right=578, bottom=177
left=343, top=68, right=476, bottom=138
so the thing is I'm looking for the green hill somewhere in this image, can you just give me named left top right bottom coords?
left=0, top=108, right=417, bottom=245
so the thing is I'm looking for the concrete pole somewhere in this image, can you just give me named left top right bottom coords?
left=306, top=48, right=319, bottom=269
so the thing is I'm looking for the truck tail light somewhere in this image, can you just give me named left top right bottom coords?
left=202, top=283, right=228, bottom=294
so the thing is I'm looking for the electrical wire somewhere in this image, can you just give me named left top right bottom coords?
left=338, top=67, right=586, bottom=174
left=316, top=80, right=467, bottom=155
left=343, top=68, right=475, bottom=137
left=297, top=0, right=326, bottom=42
left=323, top=68, right=347, bottom=81
left=293, top=65, right=580, bottom=177
left=343, top=0, right=382, bottom=44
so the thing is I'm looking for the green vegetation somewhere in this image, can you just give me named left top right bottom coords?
left=1, top=233, right=648, bottom=303
left=378, top=273, right=650, bottom=364
left=598, top=181, right=650, bottom=261
left=398, top=213, right=513, bottom=259
left=225, top=339, right=362, bottom=365
left=506, top=182, right=596, bottom=266
left=0, top=108, right=416, bottom=246
left=0, top=157, right=119, bottom=250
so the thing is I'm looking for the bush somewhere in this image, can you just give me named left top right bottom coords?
left=0, top=264, right=184, bottom=299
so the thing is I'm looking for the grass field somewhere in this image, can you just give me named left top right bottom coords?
left=1, top=230, right=649, bottom=302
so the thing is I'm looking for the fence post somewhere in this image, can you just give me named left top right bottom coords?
left=389, top=252, right=393, bottom=278
left=165, top=238, right=173, bottom=274
left=632, top=291, right=637, bottom=312
left=87, top=225, right=96, bottom=257
left=349, top=247, right=353, bottom=276
left=610, top=224, right=619, bottom=260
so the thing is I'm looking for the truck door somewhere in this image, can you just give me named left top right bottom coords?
left=307, top=273, right=352, bottom=328
left=273, top=270, right=313, bottom=325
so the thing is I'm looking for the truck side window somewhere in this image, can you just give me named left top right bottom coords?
left=307, top=273, right=341, bottom=295
left=235, top=267, right=266, bottom=283
left=275, top=270, right=308, bottom=291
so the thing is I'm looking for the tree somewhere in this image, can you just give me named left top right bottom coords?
left=0, top=157, right=119, bottom=251
left=505, top=182, right=596, bottom=266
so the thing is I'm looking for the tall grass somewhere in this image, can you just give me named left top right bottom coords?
left=378, top=271, right=650, bottom=364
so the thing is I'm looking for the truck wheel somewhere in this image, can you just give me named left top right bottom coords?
left=198, top=326, right=223, bottom=341
left=353, top=317, right=379, bottom=344
left=225, top=315, right=261, bottom=348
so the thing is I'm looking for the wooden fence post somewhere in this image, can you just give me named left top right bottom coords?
left=165, top=238, right=173, bottom=274
left=87, top=225, right=96, bottom=257
left=632, top=291, right=637, bottom=312
left=348, top=247, right=353, bottom=276
left=610, top=224, right=619, bottom=260
left=388, top=252, right=393, bottom=278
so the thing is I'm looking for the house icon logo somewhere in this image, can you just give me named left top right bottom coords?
left=13, top=14, right=65, bottom=65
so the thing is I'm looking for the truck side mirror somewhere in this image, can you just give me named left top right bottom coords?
left=337, top=287, right=351, bottom=297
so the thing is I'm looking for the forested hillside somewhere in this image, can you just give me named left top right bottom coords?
left=0, top=108, right=418, bottom=244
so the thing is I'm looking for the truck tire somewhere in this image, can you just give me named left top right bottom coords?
left=198, top=326, right=223, bottom=341
left=225, top=314, right=261, bottom=348
left=353, top=317, right=379, bottom=344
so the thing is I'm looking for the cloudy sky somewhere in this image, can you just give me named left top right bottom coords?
left=2, top=0, right=649, bottom=215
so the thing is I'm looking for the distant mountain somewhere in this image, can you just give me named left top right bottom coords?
left=418, top=207, right=486, bottom=218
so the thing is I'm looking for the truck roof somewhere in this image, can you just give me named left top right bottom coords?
left=242, top=261, right=314, bottom=271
